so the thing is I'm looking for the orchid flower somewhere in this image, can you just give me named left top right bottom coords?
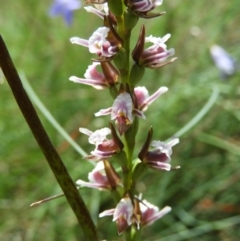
left=95, top=92, right=145, bottom=135
left=76, top=160, right=120, bottom=190
left=76, top=161, right=111, bottom=190
left=144, top=138, right=180, bottom=171
left=99, top=195, right=136, bottom=234
left=139, top=200, right=171, bottom=226
left=70, top=61, right=119, bottom=89
left=69, top=62, right=108, bottom=90
left=141, top=34, right=175, bottom=68
left=70, top=27, right=118, bottom=57
left=80, top=127, right=123, bottom=160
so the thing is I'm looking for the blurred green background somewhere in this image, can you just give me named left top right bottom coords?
left=1, top=0, right=240, bottom=240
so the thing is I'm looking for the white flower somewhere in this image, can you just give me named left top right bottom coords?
left=99, top=196, right=134, bottom=234
left=70, top=27, right=118, bottom=57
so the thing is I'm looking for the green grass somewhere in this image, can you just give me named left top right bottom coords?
left=1, top=0, right=240, bottom=240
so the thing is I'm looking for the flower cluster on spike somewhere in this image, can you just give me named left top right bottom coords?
left=69, top=0, right=180, bottom=238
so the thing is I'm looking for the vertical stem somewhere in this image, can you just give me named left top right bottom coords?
left=116, top=14, right=132, bottom=84
left=0, top=36, right=99, bottom=241
left=125, top=138, right=134, bottom=191
left=124, top=227, right=132, bottom=241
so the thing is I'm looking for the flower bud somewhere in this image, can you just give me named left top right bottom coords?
left=132, top=162, right=148, bottom=182
left=129, top=62, right=145, bottom=86
left=114, top=49, right=129, bottom=74
left=132, top=25, right=145, bottom=64
left=124, top=9, right=139, bottom=31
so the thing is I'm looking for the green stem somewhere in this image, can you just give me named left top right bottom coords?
left=172, top=84, right=219, bottom=138
left=116, top=13, right=131, bottom=83
left=197, top=132, right=240, bottom=156
left=0, top=35, right=99, bottom=241
left=123, top=29, right=131, bottom=83
left=132, top=227, right=142, bottom=241
left=124, top=227, right=132, bottom=241
left=121, top=134, right=134, bottom=191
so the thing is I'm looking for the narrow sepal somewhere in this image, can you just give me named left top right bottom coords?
left=133, top=198, right=141, bottom=230
left=105, top=15, right=123, bottom=46
left=103, top=160, right=121, bottom=189
left=101, top=61, right=119, bottom=86
left=147, top=57, right=177, bottom=69
left=129, top=62, right=145, bottom=86
left=132, top=25, right=145, bottom=63
left=110, top=122, right=124, bottom=150
left=137, top=11, right=166, bottom=19
left=138, top=127, right=153, bottom=161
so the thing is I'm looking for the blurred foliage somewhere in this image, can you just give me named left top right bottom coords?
left=1, top=0, right=240, bottom=240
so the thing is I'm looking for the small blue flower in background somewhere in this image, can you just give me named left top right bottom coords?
left=49, top=0, right=81, bottom=26
left=210, top=45, right=236, bottom=79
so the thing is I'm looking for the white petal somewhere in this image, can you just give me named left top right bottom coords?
left=79, top=128, right=92, bottom=136
left=99, top=209, right=115, bottom=218
left=70, top=37, right=89, bottom=47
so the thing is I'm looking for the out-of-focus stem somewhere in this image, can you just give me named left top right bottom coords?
left=124, top=227, right=132, bottom=241
left=20, top=73, right=87, bottom=158
left=172, top=84, right=219, bottom=138
left=0, top=35, right=100, bottom=241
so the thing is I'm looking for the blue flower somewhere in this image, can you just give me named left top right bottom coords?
left=49, top=0, right=81, bottom=26
left=210, top=45, right=236, bottom=79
